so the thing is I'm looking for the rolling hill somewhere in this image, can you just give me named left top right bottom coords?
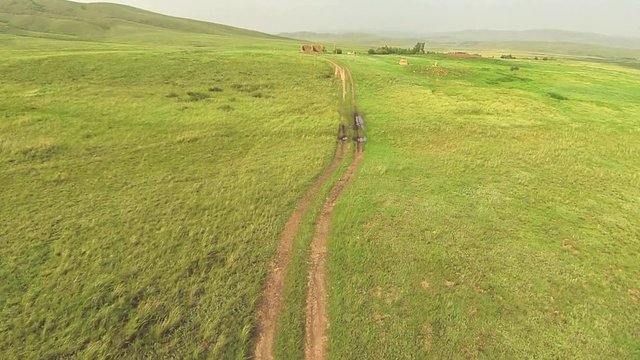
left=281, top=29, right=640, bottom=59
left=0, top=0, right=279, bottom=43
left=278, top=31, right=422, bottom=47
left=427, top=29, right=640, bottom=49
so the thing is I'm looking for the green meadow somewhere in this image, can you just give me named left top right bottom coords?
left=327, top=54, right=640, bottom=358
left=0, top=35, right=343, bottom=358
left=2, top=0, right=640, bottom=359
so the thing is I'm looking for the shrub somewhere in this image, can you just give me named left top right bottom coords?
left=209, top=87, right=224, bottom=92
left=251, top=92, right=271, bottom=99
left=368, top=49, right=375, bottom=55
left=165, top=92, right=179, bottom=98
left=548, top=92, right=568, bottom=101
left=232, top=84, right=261, bottom=93
left=511, top=66, right=520, bottom=71
left=218, top=105, right=234, bottom=111
left=501, top=54, right=516, bottom=59
left=412, top=42, right=426, bottom=54
left=335, top=48, right=343, bottom=55
left=187, top=92, right=210, bottom=101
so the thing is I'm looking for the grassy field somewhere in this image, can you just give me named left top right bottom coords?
left=326, top=54, right=640, bottom=358
left=0, top=35, right=344, bottom=358
left=3, top=1, right=640, bottom=358
left=0, top=0, right=278, bottom=43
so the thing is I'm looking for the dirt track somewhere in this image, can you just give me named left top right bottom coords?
left=254, top=143, right=346, bottom=360
left=304, top=148, right=363, bottom=360
left=304, top=63, right=362, bottom=360
left=254, top=61, right=361, bottom=360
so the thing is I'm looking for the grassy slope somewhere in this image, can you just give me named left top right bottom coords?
left=0, top=36, right=342, bottom=358
left=327, top=54, right=640, bottom=358
left=0, top=0, right=279, bottom=44
left=461, top=41, right=640, bottom=60
left=2, top=2, right=640, bottom=358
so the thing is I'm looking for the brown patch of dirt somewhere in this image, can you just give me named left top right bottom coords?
left=421, top=323, right=433, bottom=351
left=305, top=147, right=363, bottom=360
left=410, top=65, right=449, bottom=77
left=474, top=286, right=486, bottom=294
left=447, top=52, right=481, bottom=59
left=445, top=280, right=456, bottom=288
left=421, top=280, right=431, bottom=290
left=371, top=286, right=399, bottom=304
left=562, top=240, right=578, bottom=253
left=629, top=288, right=640, bottom=302
left=372, top=286, right=384, bottom=298
left=373, top=313, right=388, bottom=326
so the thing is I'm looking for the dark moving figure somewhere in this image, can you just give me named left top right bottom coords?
left=353, top=111, right=367, bottom=143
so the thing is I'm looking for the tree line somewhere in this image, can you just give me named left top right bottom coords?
left=368, top=42, right=426, bottom=55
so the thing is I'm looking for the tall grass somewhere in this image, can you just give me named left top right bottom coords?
left=326, top=54, right=640, bottom=359
left=0, top=40, right=340, bottom=358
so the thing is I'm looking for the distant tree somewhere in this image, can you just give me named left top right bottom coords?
left=368, top=43, right=425, bottom=56
left=501, top=54, right=516, bottom=59
left=375, top=46, right=390, bottom=55
left=335, top=48, right=343, bottom=54
left=412, top=42, right=426, bottom=54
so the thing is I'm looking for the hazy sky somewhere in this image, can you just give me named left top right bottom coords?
left=76, top=0, right=640, bottom=36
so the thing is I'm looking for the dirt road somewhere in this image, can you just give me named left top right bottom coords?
left=254, top=61, right=361, bottom=360
left=304, top=148, right=363, bottom=360
left=253, top=143, right=346, bottom=360
left=304, top=63, right=363, bottom=360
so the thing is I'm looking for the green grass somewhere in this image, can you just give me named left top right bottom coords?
left=2, top=2, right=640, bottom=357
left=0, top=0, right=279, bottom=43
left=326, top=54, right=640, bottom=358
left=0, top=36, right=342, bottom=358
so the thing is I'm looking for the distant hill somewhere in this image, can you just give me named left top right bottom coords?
left=281, top=29, right=640, bottom=59
left=279, top=32, right=421, bottom=47
left=0, top=0, right=280, bottom=44
left=426, top=29, right=640, bottom=50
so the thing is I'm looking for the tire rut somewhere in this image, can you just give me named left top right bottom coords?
left=254, top=62, right=355, bottom=360
left=304, top=63, right=363, bottom=360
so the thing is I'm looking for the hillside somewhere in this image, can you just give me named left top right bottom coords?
left=284, top=29, right=640, bottom=49
left=279, top=31, right=422, bottom=47
left=0, top=0, right=279, bottom=43
left=427, top=29, right=640, bottom=49
left=282, top=30, right=640, bottom=59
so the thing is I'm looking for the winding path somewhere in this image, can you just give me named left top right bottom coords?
left=304, top=63, right=362, bottom=360
left=254, top=60, right=362, bottom=360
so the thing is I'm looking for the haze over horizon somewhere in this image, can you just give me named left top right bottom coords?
left=73, top=0, right=640, bottom=37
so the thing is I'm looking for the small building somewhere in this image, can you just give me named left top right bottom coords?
left=399, top=58, right=409, bottom=66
